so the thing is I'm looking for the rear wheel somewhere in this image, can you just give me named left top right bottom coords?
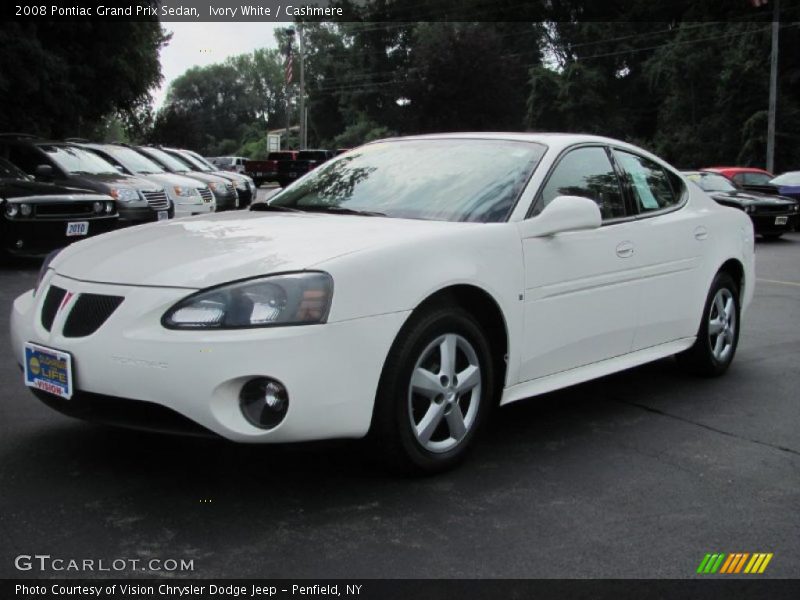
left=370, top=307, right=495, bottom=474
left=677, top=272, right=740, bottom=376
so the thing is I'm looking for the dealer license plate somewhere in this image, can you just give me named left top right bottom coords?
left=23, top=342, right=73, bottom=400
left=157, top=211, right=169, bottom=221
left=775, top=216, right=788, bottom=225
left=66, top=221, right=89, bottom=236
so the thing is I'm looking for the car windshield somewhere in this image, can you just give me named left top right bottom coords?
left=140, top=147, right=191, bottom=172
left=100, top=146, right=165, bottom=174
left=686, top=172, right=738, bottom=192
left=172, top=150, right=212, bottom=172
left=298, top=151, right=329, bottom=161
left=770, top=172, right=800, bottom=186
left=0, top=157, right=29, bottom=179
left=268, top=139, right=546, bottom=222
left=738, top=172, right=773, bottom=185
left=42, top=145, right=118, bottom=175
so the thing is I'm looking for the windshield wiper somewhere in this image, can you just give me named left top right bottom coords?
left=298, top=205, right=387, bottom=217
left=249, top=203, right=304, bottom=213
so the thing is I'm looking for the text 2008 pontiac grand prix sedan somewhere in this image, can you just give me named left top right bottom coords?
left=10, top=134, right=755, bottom=473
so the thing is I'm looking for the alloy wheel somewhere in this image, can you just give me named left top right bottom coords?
left=407, top=333, right=482, bottom=453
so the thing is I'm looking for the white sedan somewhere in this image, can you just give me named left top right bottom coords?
left=10, top=134, right=755, bottom=473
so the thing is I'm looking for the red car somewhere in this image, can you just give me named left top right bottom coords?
left=245, top=151, right=298, bottom=188
left=703, top=166, right=774, bottom=187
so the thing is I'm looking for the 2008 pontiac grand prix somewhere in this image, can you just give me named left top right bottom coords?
left=10, top=134, right=754, bottom=473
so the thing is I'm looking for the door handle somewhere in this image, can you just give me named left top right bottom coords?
left=694, top=226, right=709, bottom=241
left=616, top=241, right=634, bottom=258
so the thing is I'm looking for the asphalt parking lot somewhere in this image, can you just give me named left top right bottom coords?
left=0, top=229, right=798, bottom=580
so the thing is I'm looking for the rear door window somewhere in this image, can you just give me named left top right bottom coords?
left=612, top=150, right=682, bottom=214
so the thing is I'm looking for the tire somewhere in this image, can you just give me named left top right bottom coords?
left=761, top=233, right=783, bottom=240
left=676, top=271, right=741, bottom=376
left=369, top=306, right=495, bottom=474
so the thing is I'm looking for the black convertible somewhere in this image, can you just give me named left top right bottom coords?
left=684, top=170, right=799, bottom=239
left=0, top=157, right=118, bottom=258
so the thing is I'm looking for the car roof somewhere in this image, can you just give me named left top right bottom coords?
left=369, top=132, right=670, bottom=166
left=374, top=132, right=647, bottom=151
left=704, top=166, right=772, bottom=175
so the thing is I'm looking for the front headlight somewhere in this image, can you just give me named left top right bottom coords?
left=162, top=272, right=333, bottom=329
left=744, top=204, right=756, bottom=214
left=173, top=185, right=200, bottom=198
left=235, top=180, right=248, bottom=191
left=207, top=182, right=220, bottom=192
left=110, top=187, right=140, bottom=202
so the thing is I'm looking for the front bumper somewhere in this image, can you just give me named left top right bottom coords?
left=750, top=212, right=796, bottom=234
left=1, top=216, right=118, bottom=257
left=211, top=190, right=237, bottom=212
left=235, top=186, right=253, bottom=208
left=118, top=205, right=174, bottom=226
left=173, top=200, right=215, bottom=219
left=11, top=274, right=410, bottom=443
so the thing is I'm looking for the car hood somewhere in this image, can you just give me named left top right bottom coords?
left=132, top=172, right=209, bottom=194
left=168, top=170, right=230, bottom=186
left=52, top=211, right=471, bottom=288
left=709, top=190, right=796, bottom=206
left=65, top=172, right=163, bottom=193
left=0, top=178, right=107, bottom=200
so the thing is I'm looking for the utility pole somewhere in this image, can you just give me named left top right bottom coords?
left=298, top=24, right=306, bottom=150
left=284, top=28, right=296, bottom=148
left=766, top=0, right=779, bottom=172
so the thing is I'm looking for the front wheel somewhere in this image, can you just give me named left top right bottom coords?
left=370, top=307, right=495, bottom=474
left=676, top=272, right=740, bottom=376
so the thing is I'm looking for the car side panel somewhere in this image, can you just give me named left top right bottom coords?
left=318, top=224, right=526, bottom=388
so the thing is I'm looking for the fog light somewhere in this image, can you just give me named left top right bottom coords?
left=20, top=203, right=32, bottom=217
left=239, top=377, right=289, bottom=429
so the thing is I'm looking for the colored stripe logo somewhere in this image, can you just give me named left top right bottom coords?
left=697, top=553, right=773, bottom=574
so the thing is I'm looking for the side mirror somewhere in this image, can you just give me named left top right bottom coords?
left=35, top=164, right=54, bottom=179
left=518, top=195, right=602, bottom=238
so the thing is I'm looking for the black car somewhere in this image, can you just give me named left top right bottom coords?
left=685, top=170, right=799, bottom=239
left=0, top=157, right=117, bottom=258
left=0, top=135, right=172, bottom=226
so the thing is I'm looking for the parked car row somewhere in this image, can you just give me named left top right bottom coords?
left=683, top=166, right=800, bottom=239
left=0, top=134, right=256, bottom=258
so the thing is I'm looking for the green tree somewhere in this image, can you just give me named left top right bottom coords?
left=0, top=19, right=167, bottom=138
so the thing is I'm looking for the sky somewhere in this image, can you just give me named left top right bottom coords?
left=153, top=22, right=287, bottom=108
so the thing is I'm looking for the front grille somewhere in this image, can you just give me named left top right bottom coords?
left=755, top=204, right=792, bottom=214
left=41, top=285, right=67, bottom=331
left=198, top=187, right=213, bottom=203
left=34, top=203, right=96, bottom=218
left=141, top=189, right=170, bottom=211
left=63, top=293, right=124, bottom=338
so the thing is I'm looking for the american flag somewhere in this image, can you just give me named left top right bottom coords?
left=285, top=48, right=293, bottom=86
